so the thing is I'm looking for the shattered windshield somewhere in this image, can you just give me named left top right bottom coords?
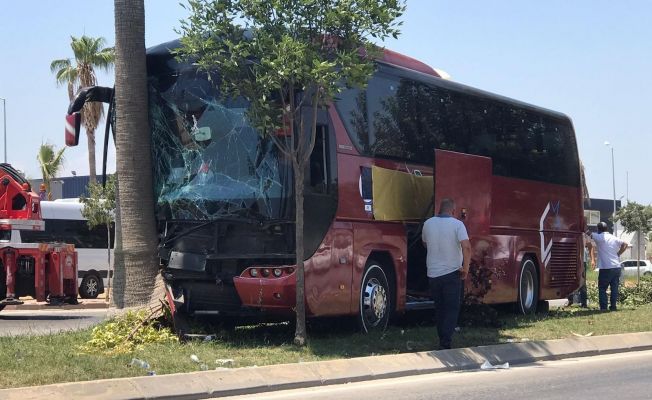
left=149, top=67, right=292, bottom=221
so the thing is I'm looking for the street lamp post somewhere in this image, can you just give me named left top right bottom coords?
left=0, top=97, right=5, bottom=163
left=604, top=141, right=617, bottom=236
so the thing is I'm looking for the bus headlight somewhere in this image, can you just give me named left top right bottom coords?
left=249, top=268, right=258, bottom=277
left=273, top=268, right=282, bottom=277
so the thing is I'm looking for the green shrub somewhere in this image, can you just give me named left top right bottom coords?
left=587, top=280, right=599, bottom=305
left=619, top=276, right=652, bottom=306
left=80, top=310, right=177, bottom=355
left=586, top=276, right=652, bottom=307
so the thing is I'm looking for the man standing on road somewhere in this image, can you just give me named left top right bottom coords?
left=590, top=222, right=628, bottom=311
left=422, top=198, right=471, bottom=350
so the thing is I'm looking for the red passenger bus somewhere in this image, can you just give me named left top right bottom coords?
left=65, top=40, right=583, bottom=331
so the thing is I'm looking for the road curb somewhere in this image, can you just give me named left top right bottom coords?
left=2, top=331, right=652, bottom=400
left=4, top=302, right=109, bottom=311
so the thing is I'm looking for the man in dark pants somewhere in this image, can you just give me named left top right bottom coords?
left=422, top=198, right=471, bottom=349
left=590, top=222, right=628, bottom=311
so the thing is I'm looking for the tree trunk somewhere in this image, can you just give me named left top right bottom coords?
left=87, top=130, right=97, bottom=183
left=114, top=0, right=159, bottom=307
left=293, top=163, right=307, bottom=346
left=111, top=181, right=125, bottom=308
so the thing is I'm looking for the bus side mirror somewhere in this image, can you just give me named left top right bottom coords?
left=65, top=112, right=81, bottom=146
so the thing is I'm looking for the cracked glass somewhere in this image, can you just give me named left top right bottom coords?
left=148, top=68, right=292, bottom=221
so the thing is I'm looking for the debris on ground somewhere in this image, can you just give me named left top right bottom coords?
left=480, top=360, right=509, bottom=370
left=571, top=331, right=594, bottom=337
left=215, top=359, right=235, bottom=367
left=130, top=358, right=150, bottom=370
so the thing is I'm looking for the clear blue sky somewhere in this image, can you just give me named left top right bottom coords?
left=0, top=1, right=650, bottom=204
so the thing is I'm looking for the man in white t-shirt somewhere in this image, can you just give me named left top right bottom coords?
left=590, top=222, right=628, bottom=311
left=422, top=198, right=471, bottom=349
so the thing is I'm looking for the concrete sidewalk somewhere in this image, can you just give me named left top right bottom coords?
left=2, top=331, right=652, bottom=400
left=3, top=298, right=109, bottom=310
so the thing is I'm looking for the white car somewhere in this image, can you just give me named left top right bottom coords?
left=620, top=260, right=652, bottom=277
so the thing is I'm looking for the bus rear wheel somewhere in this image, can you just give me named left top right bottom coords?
left=359, top=260, right=390, bottom=333
left=518, top=258, right=539, bottom=315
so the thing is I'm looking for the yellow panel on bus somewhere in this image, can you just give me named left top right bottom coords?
left=371, top=166, right=433, bottom=221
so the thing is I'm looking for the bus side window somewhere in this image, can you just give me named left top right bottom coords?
left=309, top=125, right=329, bottom=194
left=74, top=221, right=109, bottom=249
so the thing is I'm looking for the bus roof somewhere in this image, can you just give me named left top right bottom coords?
left=376, top=60, right=572, bottom=123
left=41, top=201, right=85, bottom=220
left=147, top=38, right=572, bottom=123
left=146, top=38, right=441, bottom=77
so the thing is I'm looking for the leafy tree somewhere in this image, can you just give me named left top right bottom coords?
left=80, top=176, right=116, bottom=302
left=178, top=0, right=405, bottom=345
left=113, top=0, right=160, bottom=308
left=615, top=201, right=652, bottom=283
left=36, top=143, right=65, bottom=200
left=51, top=35, right=114, bottom=183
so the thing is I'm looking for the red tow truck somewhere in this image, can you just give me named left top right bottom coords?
left=0, top=163, right=78, bottom=311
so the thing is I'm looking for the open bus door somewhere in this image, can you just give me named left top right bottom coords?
left=433, top=149, right=494, bottom=302
left=433, top=149, right=492, bottom=236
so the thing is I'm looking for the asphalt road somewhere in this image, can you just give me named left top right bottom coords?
left=227, top=350, right=652, bottom=400
left=0, top=309, right=109, bottom=336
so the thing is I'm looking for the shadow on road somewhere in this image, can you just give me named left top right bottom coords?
left=0, top=315, right=92, bottom=321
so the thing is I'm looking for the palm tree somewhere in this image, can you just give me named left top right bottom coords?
left=114, top=0, right=159, bottom=307
left=50, top=36, right=114, bottom=183
left=36, top=143, right=65, bottom=200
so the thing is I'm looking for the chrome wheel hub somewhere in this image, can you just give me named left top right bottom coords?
left=523, top=271, right=534, bottom=308
left=363, top=278, right=387, bottom=321
left=86, top=280, right=98, bottom=296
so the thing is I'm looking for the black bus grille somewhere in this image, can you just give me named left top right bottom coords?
left=548, top=242, right=578, bottom=288
left=184, top=282, right=242, bottom=312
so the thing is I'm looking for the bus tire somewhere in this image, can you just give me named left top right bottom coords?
left=359, top=260, right=390, bottom=333
left=518, top=258, right=539, bottom=315
left=80, top=274, right=101, bottom=299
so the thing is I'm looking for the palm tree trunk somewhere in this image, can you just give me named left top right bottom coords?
left=114, top=0, right=159, bottom=307
left=111, top=181, right=125, bottom=308
left=87, top=130, right=97, bottom=183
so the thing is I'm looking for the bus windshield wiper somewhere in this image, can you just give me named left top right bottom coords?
left=161, top=216, right=257, bottom=247
left=230, top=207, right=293, bottom=229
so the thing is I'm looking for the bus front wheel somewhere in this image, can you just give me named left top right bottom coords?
left=359, top=260, right=391, bottom=333
left=518, top=258, right=539, bottom=315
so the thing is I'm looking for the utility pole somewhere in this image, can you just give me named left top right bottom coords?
left=605, top=141, right=617, bottom=236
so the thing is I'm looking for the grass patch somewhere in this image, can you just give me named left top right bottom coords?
left=2, top=304, right=652, bottom=389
